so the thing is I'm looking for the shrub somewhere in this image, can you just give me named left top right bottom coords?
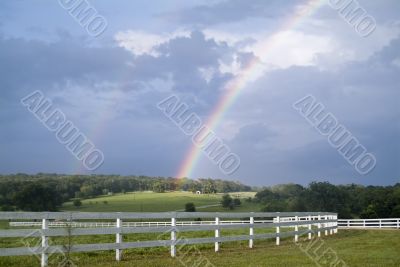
left=233, top=198, right=241, bottom=206
left=185, top=202, right=196, bottom=212
left=73, top=199, right=82, bottom=208
left=222, top=194, right=233, bottom=209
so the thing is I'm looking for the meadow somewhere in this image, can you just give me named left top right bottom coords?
left=62, top=191, right=262, bottom=212
left=1, top=191, right=399, bottom=266
left=0, top=230, right=399, bottom=266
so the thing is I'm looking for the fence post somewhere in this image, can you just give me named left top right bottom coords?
left=363, top=219, right=366, bottom=228
left=215, top=217, right=220, bottom=252
left=397, top=219, right=399, bottom=229
left=116, top=218, right=122, bottom=261
left=324, top=215, right=328, bottom=236
left=294, top=216, right=298, bottom=242
left=249, top=216, right=254, bottom=248
left=327, top=215, right=330, bottom=234
left=41, top=218, right=48, bottom=267
left=308, top=215, right=312, bottom=240
left=276, top=216, right=280, bottom=246
left=334, top=215, right=338, bottom=234
left=329, top=216, right=333, bottom=235
left=379, top=219, right=382, bottom=229
left=171, top=217, right=176, bottom=257
left=317, top=215, right=321, bottom=237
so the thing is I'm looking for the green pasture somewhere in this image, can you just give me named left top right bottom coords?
left=62, top=191, right=261, bottom=212
left=0, top=230, right=399, bottom=266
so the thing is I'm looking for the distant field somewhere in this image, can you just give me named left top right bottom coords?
left=0, top=230, right=399, bottom=266
left=62, top=191, right=261, bottom=212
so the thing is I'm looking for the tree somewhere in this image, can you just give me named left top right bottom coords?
left=305, top=182, right=351, bottom=218
left=360, top=204, right=378, bottom=219
left=153, top=181, right=165, bottom=193
left=222, top=194, right=233, bottom=209
left=13, top=183, right=61, bottom=211
left=203, top=180, right=216, bottom=194
left=185, top=202, right=196, bottom=212
left=73, top=199, right=82, bottom=208
left=261, top=200, right=286, bottom=212
left=287, top=197, right=306, bottom=212
left=391, top=204, right=400, bottom=217
left=233, top=198, right=241, bottom=206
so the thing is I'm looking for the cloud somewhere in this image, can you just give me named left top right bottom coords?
left=211, top=35, right=400, bottom=185
left=114, top=29, right=190, bottom=56
left=0, top=1, right=399, bottom=186
left=0, top=30, right=245, bottom=175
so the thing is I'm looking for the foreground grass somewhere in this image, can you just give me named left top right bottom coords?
left=0, top=230, right=399, bottom=266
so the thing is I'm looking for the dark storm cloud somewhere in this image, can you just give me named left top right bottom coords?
left=0, top=36, right=133, bottom=98
left=0, top=0, right=398, bottom=185
left=227, top=36, right=400, bottom=185
left=0, top=29, right=241, bottom=175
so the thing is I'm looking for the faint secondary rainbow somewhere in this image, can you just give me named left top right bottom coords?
left=176, top=0, right=325, bottom=178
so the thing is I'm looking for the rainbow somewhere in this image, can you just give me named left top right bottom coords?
left=176, top=0, right=325, bottom=178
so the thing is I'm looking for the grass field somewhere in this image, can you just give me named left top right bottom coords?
left=2, top=192, right=399, bottom=266
left=0, top=230, right=399, bottom=266
left=62, top=191, right=262, bottom=212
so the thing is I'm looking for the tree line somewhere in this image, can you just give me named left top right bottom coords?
left=254, top=182, right=400, bottom=219
left=0, top=173, right=251, bottom=211
left=0, top=174, right=398, bottom=219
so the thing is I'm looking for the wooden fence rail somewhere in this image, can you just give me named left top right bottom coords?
left=0, top=212, right=337, bottom=267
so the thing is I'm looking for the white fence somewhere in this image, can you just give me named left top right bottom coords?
left=9, top=220, right=271, bottom=228
left=7, top=215, right=332, bottom=228
left=0, top=212, right=337, bottom=267
left=338, top=218, right=400, bottom=229
left=11, top=218, right=400, bottom=230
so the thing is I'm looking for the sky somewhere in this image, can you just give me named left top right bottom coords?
left=0, top=0, right=399, bottom=186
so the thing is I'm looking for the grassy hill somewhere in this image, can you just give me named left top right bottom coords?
left=62, top=191, right=262, bottom=212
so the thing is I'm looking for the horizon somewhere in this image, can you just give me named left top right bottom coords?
left=1, top=172, right=398, bottom=187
